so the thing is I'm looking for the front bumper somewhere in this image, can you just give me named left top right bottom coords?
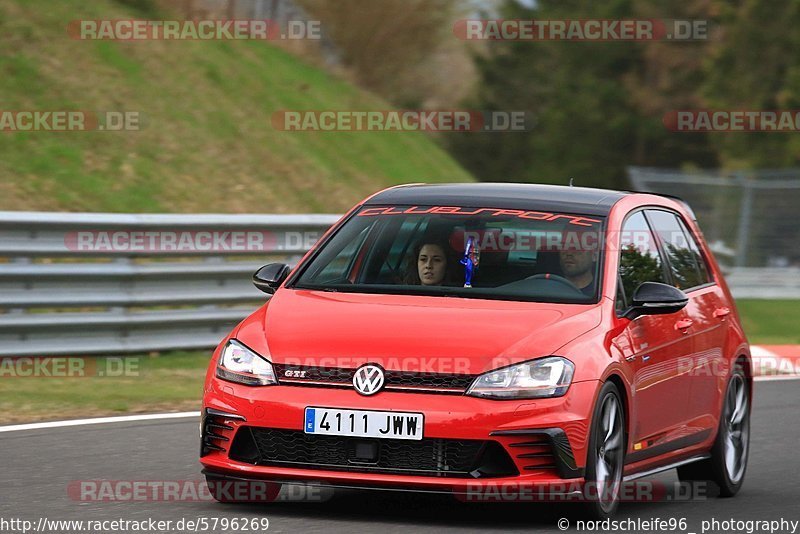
left=200, top=377, right=599, bottom=492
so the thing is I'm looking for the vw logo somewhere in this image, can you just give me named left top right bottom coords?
left=352, top=364, right=385, bottom=396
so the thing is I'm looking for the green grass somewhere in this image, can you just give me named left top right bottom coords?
left=0, top=0, right=472, bottom=214
left=736, top=299, right=800, bottom=345
left=0, top=352, right=210, bottom=423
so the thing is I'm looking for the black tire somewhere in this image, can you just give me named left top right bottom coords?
left=677, top=363, right=750, bottom=497
left=582, top=381, right=626, bottom=519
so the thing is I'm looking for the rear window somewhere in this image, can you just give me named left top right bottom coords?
left=646, top=210, right=711, bottom=290
left=292, top=205, right=606, bottom=303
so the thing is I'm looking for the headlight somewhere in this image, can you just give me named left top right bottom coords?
left=216, top=340, right=277, bottom=386
left=466, top=357, right=574, bottom=399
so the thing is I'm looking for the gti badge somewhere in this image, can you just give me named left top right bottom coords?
left=284, top=369, right=307, bottom=378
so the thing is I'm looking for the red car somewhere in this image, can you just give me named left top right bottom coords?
left=200, top=183, right=751, bottom=518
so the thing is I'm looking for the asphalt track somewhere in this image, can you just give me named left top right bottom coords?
left=1, top=379, right=798, bottom=534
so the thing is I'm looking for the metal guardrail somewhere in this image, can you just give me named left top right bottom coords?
left=628, top=166, right=800, bottom=268
left=725, top=268, right=800, bottom=300
left=0, top=212, right=340, bottom=356
left=1, top=211, right=793, bottom=357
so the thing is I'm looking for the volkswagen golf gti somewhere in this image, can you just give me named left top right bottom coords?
left=200, top=183, right=751, bottom=518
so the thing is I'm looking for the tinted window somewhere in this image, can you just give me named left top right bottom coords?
left=676, top=216, right=712, bottom=285
left=646, top=210, right=711, bottom=290
left=618, top=211, right=666, bottom=309
left=377, top=217, right=429, bottom=282
left=313, top=226, right=369, bottom=283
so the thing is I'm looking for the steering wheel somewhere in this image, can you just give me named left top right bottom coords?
left=527, top=273, right=582, bottom=292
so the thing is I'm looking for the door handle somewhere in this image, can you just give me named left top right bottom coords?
left=713, top=307, right=731, bottom=319
left=674, top=318, right=694, bottom=332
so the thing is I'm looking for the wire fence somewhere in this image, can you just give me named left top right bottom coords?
left=628, top=167, right=800, bottom=269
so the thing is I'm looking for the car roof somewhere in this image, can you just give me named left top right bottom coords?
left=366, top=183, right=629, bottom=216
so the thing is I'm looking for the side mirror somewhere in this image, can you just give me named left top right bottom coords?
left=253, top=263, right=290, bottom=295
left=624, top=282, right=688, bottom=320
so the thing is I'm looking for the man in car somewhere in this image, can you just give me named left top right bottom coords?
left=559, top=247, right=598, bottom=297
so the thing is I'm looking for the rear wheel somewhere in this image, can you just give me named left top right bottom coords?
left=582, top=381, right=625, bottom=519
left=677, top=364, right=750, bottom=497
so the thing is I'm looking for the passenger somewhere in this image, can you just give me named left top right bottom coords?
left=403, top=238, right=454, bottom=286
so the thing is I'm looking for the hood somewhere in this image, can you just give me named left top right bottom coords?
left=235, top=289, right=602, bottom=376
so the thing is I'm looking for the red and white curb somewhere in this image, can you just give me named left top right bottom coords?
left=751, top=345, right=800, bottom=380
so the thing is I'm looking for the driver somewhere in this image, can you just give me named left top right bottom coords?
left=558, top=248, right=597, bottom=297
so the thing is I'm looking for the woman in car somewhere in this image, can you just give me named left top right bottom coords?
left=403, top=237, right=456, bottom=286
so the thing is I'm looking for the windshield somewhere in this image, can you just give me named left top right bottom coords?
left=292, top=205, right=605, bottom=303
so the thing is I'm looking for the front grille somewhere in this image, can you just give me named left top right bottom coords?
left=273, top=363, right=476, bottom=394
left=385, top=370, right=475, bottom=390
left=229, top=427, right=517, bottom=478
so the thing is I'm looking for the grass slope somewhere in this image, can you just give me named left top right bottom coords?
left=0, top=0, right=472, bottom=213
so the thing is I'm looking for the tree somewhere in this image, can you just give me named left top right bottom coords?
left=298, top=0, right=465, bottom=107
left=447, top=0, right=719, bottom=188
left=702, top=0, right=800, bottom=167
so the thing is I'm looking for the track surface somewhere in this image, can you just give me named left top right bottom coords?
left=1, top=380, right=798, bottom=533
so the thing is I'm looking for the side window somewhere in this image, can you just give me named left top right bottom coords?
left=615, top=274, right=627, bottom=311
left=646, top=210, right=710, bottom=290
left=376, top=217, right=428, bottom=282
left=314, top=226, right=370, bottom=283
left=617, top=211, right=666, bottom=311
left=676, top=217, right=712, bottom=285
left=385, top=218, right=427, bottom=272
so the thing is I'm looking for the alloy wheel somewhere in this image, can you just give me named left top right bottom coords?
left=723, top=373, right=749, bottom=485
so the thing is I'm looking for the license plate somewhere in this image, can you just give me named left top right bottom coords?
left=304, top=407, right=424, bottom=440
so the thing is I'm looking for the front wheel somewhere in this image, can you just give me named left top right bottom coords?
left=677, top=363, right=750, bottom=497
left=582, top=381, right=626, bottom=519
